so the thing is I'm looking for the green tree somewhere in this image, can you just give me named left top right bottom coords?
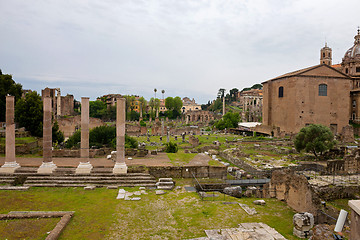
left=149, top=97, right=155, bottom=118
left=208, top=98, right=222, bottom=112
left=65, top=125, right=138, bottom=150
left=15, top=91, right=43, bottom=137
left=89, top=100, right=107, bottom=118
left=229, top=88, right=239, bottom=102
left=217, top=88, right=226, bottom=99
left=294, top=124, right=336, bottom=159
left=52, top=120, right=65, bottom=144
left=138, top=96, right=147, bottom=117
left=164, top=96, right=182, bottom=119
left=213, top=111, right=240, bottom=130
left=0, top=71, right=23, bottom=121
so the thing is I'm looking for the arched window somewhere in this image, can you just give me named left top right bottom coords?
left=278, top=86, right=284, bottom=98
left=319, top=84, right=327, bottom=96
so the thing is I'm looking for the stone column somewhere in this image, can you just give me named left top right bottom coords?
left=161, top=119, right=164, bottom=136
left=38, top=97, right=57, bottom=173
left=113, top=98, right=128, bottom=174
left=222, top=97, right=225, bottom=116
left=139, top=104, right=143, bottom=121
left=56, top=88, right=61, bottom=118
left=76, top=97, right=93, bottom=174
left=0, top=96, right=20, bottom=173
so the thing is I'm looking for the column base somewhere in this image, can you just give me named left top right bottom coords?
left=76, top=162, right=93, bottom=174
left=37, top=161, right=57, bottom=174
left=0, top=162, right=21, bottom=174
left=113, top=162, right=128, bottom=174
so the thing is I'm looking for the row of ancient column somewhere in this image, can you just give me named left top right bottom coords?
left=0, top=96, right=127, bottom=174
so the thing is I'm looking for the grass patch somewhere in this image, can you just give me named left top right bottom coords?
left=0, top=187, right=119, bottom=240
left=0, top=217, right=60, bottom=240
left=167, top=150, right=197, bottom=166
left=0, top=184, right=300, bottom=239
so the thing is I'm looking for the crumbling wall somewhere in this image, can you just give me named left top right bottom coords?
left=263, top=169, right=320, bottom=215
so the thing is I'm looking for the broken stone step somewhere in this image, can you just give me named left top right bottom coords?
left=158, top=178, right=173, bottom=182
left=157, top=186, right=174, bottom=190
left=156, top=181, right=174, bottom=186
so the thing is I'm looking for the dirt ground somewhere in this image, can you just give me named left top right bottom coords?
left=0, top=152, right=211, bottom=167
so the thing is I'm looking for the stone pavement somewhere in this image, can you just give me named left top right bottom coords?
left=0, top=152, right=212, bottom=168
left=188, top=222, right=287, bottom=240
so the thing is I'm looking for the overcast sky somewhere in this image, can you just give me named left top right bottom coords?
left=1, top=0, right=360, bottom=103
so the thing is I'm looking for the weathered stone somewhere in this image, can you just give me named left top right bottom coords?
left=84, top=186, right=96, bottom=190
left=293, top=212, right=314, bottom=238
left=116, top=189, right=126, bottom=199
left=311, top=224, right=335, bottom=240
left=223, top=186, right=242, bottom=198
left=238, top=203, right=257, bottom=215
left=155, top=190, right=166, bottom=195
left=134, top=191, right=141, bottom=196
left=131, top=197, right=141, bottom=201
left=253, top=200, right=266, bottom=205
left=107, top=186, right=118, bottom=189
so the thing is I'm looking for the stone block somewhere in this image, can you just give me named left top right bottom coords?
left=37, top=161, right=57, bottom=174
left=84, top=186, right=96, bottom=190
left=156, top=190, right=166, bottom=195
left=0, top=162, right=20, bottom=174
left=75, top=162, right=93, bottom=174
left=113, top=162, right=128, bottom=174
left=223, top=186, right=242, bottom=198
left=253, top=200, right=266, bottom=205
left=293, top=212, right=314, bottom=232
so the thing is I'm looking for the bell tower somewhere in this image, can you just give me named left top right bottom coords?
left=320, top=43, right=332, bottom=65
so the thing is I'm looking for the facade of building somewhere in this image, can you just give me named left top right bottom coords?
left=181, top=97, right=202, bottom=113
left=262, top=30, right=360, bottom=135
left=238, top=89, right=263, bottom=122
left=41, top=87, right=74, bottom=117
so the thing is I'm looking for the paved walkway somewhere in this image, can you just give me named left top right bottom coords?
left=0, top=153, right=211, bottom=168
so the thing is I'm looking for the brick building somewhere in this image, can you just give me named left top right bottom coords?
left=261, top=30, right=360, bottom=136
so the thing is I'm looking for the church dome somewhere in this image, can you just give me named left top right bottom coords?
left=344, top=30, right=360, bottom=59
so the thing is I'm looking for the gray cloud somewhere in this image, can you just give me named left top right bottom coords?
left=1, top=0, right=360, bottom=103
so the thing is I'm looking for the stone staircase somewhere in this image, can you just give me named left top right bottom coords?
left=0, top=167, right=157, bottom=188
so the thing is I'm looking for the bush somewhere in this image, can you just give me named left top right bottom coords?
left=66, top=126, right=138, bottom=150
left=65, top=130, right=81, bottom=148
left=294, top=124, right=336, bottom=159
left=165, top=141, right=178, bottom=153
left=140, top=120, right=146, bottom=127
left=110, top=135, right=138, bottom=149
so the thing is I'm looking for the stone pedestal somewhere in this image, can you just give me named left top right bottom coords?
left=113, top=162, right=128, bottom=174
left=0, top=96, right=20, bottom=173
left=76, top=162, right=93, bottom=174
left=38, top=161, right=57, bottom=174
left=0, top=162, right=21, bottom=173
left=113, top=98, right=127, bottom=174
left=38, top=97, right=56, bottom=173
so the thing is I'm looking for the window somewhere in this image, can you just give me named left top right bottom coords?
left=278, top=86, right=284, bottom=98
left=328, top=53, right=331, bottom=57
left=356, top=67, right=360, bottom=73
left=353, top=100, right=356, bottom=108
left=323, top=52, right=325, bottom=58
left=319, top=84, right=327, bottom=96
left=346, top=68, right=349, bottom=74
